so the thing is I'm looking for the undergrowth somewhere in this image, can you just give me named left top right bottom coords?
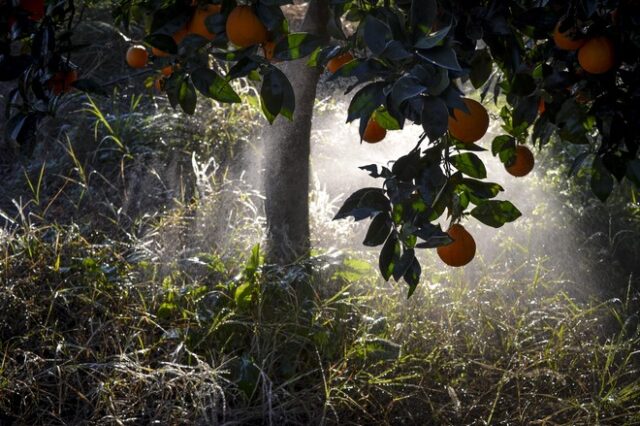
left=1, top=208, right=639, bottom=425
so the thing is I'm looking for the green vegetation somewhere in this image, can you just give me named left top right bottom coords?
left=1, top=95, right=639, bottom=424
left=2, top=210, right=639, bottom=424
left=2, top=2, right=640, bottom=423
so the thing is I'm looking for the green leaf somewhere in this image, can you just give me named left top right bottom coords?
left=347, top=82, right=386, bottom=122
left=260, top=66, right=295, bottom=123
left=144, top=33, right=177, bottom=54
left=470, top=200, right=521, bottom=228
left=363, top=15, right=392, bottom=55
left=363, top=213, right=392, bottom=247
left=459, top=178, right=503, bottom=200
left=191, top=67, right=241, bottom=103
left=414, top=24, right=451, bottom=49
left=234, top=282, right=254, bottom=310
left=591, top=157, right=614, bottom=202
left=390, top=75, right=427, bottom=108
left=374, top=109, right=402, bottom=130
left=178, top=78, right=197, bottom=115
left=404, top=257, right=421, bottom=297
left=5, top=113, right=28, bottom=143
left=379, top=232, right=400, bottom=281
left=421, top=95, right=449, bottom=140
left=393, top=249, right=415, bottom=282
left=491, top=135, right=516, bottom=165
left=449, top=153, right=487, bottom=179
left=417, top=46, right=462, bottom=71
left=274, top=32, right=322, bottom=60
left=469, top=49, right=493, bottom=89
left=334, top=188, right=390, bottom=221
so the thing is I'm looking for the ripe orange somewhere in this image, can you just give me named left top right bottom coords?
left=506, top=145, right=535, bottom=177
left=161, top=65, right=173, bottom=76
left=20, top=0, right=45, bottom=20
left=362, top=118, right=386, bottom=143
left=189, top=4, right=221, bottom=40
left=263, top=40, right=278, bottom=62
left=126, top=45, right=149, bottom=69
left=152, top=46, right=169, bottom=57
left=49, top=69, right=78, bottom=95
left=173, top=26, right=188, bottom=45
left=154, top=77, right=164, bottom=92
left=448, top=98, right=489, bottom=144
left=538, top=98, right=546, bottom=114
left=226, top=6, right=268, bottom=47
left=552, top=20, right=585, bottom=50
left=578, top=37, right=615, bottom=74
left=327, top=52, right=353, bottom=73
left=437, top=224, right=476, bottom=267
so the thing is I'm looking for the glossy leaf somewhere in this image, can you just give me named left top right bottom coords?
left=471, top=200, right=521, bottom=228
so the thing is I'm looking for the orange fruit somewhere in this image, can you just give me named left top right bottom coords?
left=154, top=77, right=164, bottom=92
left=448, top=98, right=489, bottom=144
left=506, top=145, right=535, bottom=177
left=126, top=45, right=149, bottom=68
left=49, top=69, right=78, bottom=95
left=226, top=6, right=268, bottom=47
left=263, top=40, right=278, bottom=62
left=538, top=98, right=546, bottom=114
left=20, top=0, right=45, bottom=20
left=161, top=65, right=173, bottom=76
left=362, top=118, right=386, bottom=143
left=152, top=46, right=169, bottom=57
left=578, top=37, right=615, bottom=74
left=326, top=52, right=353, bottom=73
left=552, top=20, right=585, bottom=50
left=189, top=4, right=221, bottom=40
left=437, top=224, right=476, bottom=267
left=173, top=26, right=188, bottom=45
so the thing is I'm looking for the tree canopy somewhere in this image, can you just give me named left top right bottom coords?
left=2, top=0, right=639, bottom=295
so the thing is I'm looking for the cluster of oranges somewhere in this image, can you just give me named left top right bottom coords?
left=324, top=52, right=390, bottom=144
left=126, top=3, right=275, bottom=90
left=438, top=98, right=533, bottom=267
left=7, top=0, right=79, bottom=94
left=552, top=19, right=616, bottom=74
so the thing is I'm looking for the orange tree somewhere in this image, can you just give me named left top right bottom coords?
left=2, top=0, right=640, bottom=296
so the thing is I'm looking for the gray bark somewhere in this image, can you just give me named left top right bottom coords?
left=263, top=0, right=329, bottom=265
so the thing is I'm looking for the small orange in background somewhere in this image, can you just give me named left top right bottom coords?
left=263, top=40, right=278, bottom=62
left=578, top=37, right=615, bottom=74
left=506, top=145, right=535, bottom=177
left=189, top=4, right=221, bottom=40
left=448, top=98, right=490, bottom=144
left=154, top=77, right=165, bottom=92
left=49, top=69, right=78, bottom=95
left=362, top=117, right=386, bottom=143
left=538, top=98, right=546, bottom=114
left=161, top=65, right=173, bottom=76
left=126, top=45, right=149, bottom=69
left=152, top=46, right=169, bottom=57
left=326, top=52, right=353, bottom=73
left=173, top=26, right=189, bottom=45
left=437, top=224, right=476, bottom=267
left=226, top=5, right=268, bottom=47
left=552, top=20, right=585, bottom=51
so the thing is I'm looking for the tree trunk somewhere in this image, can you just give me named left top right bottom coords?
left=263, top=0, right=329, bottom=265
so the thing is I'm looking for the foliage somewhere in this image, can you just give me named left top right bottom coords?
left=2, top=0, right=640, bottom=293
left=1, top=217, right=640, bottom=424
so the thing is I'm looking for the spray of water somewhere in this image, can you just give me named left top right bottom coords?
left=306, top=99, right=610, bottom=298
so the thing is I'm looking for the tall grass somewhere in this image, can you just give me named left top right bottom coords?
left=1, top=49, right=639, bottom=425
